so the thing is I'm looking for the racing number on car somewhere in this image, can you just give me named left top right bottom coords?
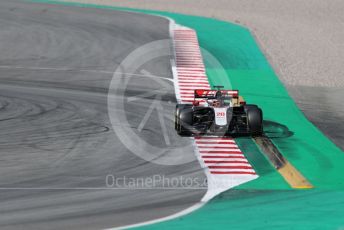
left=216, top=112, right=225, bottom=117
left=214, top=108, right=228, bottom=126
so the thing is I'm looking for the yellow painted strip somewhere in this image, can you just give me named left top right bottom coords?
left=278, top=161, right=313, bottom=189
left=253, top=136, right=313, bottom=189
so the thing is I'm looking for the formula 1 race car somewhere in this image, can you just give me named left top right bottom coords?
left=175, top=86, right=263, bottom=136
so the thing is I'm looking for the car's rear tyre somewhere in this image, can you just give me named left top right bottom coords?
left=175, top=104, right=192, bottom=132
left=177, top=108, right=193, bottom=136
left=247, top=107, right=263, bottom=136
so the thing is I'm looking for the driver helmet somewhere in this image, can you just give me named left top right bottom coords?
left=213, top=100, right=220, bottom=107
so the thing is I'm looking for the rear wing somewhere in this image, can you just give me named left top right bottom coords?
left=194, top=89, right=239, bottom=99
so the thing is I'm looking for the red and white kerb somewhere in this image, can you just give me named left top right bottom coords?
left=195, top=136, right=255, bottom=175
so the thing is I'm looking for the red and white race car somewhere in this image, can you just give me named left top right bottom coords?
left=175, top=86, right=263, bottom=136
